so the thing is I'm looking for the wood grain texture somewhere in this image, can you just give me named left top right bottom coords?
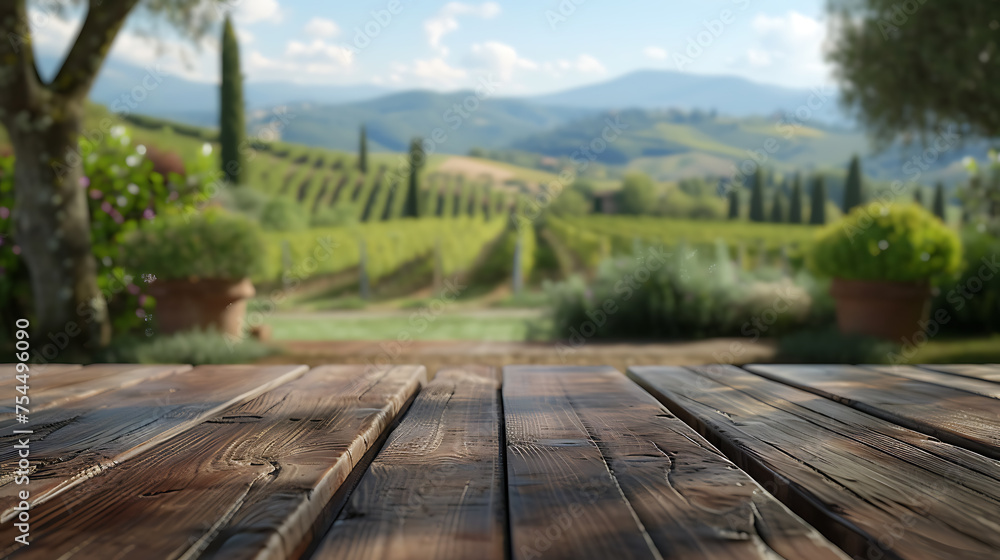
left=312, top=366, right=506, bottom=560
left=0, top=364, right=190, bottom=419
left=746, top=364, right=1000, bottom=459
left=918, top=364, right=1000, bottom=384
left=866, top=365, right=1000, bottom=399
left=0, top=363, right=81, bottom=379
left=630, top=365, right=1000, bottom=560
left=0, top=364, right=307, bottom=521
left=0, top=365, right=424, bottom=560
left=504, top=366, right=846, bottom=560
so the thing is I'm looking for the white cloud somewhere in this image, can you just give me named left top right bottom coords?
left=465, top=41, right=536, bottom=81
left=425, top=2, right=501, bottom=55
left=304, top=17, right=339, bottom=38
left=737, top=11, right=830, bottom=86
left=644, top=46, right=668, bottom=61
left=230, top=0, right=282, bottom=24
left=285, top=39, right=354, bottom=66
left=412, top=57, right=468, bottom=82
left=574, top=54, right=606, bottom=74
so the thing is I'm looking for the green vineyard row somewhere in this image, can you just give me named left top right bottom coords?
left=258, top=216, right=507, bottom=284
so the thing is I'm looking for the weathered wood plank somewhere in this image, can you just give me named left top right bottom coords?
left=0, top=365, right=424, bottom=560
left=918, top=364, right=1000, bottom=384
left=746, top=364, right=1000, bottom=460
left=866, top=364, right=1000, bottom=399
left=0, top=364, right=190, bottom=418
left=504, top=365, right=847, bottom=560
left=0, top=364, right=81, bottom=379
left=0, top=364, right=307, bottom=520
left=630, top=365, right=1000, bottom=560
left=312, top=366, right=505, bottom=560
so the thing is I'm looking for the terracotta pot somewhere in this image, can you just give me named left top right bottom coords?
left=147, top=278, right=255, bottom=337
left=830, top=278, right=931, bottom=342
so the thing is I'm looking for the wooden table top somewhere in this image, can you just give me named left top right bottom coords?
left=1, top=362, right=997, bottom=559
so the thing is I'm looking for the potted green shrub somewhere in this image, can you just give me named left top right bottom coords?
left=808, top=202, right=961, bottom=341
left=121, top=207, right=265, bottom=337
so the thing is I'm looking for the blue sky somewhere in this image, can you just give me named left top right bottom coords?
left=31, top=0, right=832, bottom=95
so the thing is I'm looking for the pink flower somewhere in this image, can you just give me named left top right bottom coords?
left=136, top=309, right=146, bottom=318
left=101, top=201, right=112, bottom=213
left=143, top=208, right=155, bottom=220
left=0, top=207, right=9, bottom=219
left=127, top=283, right=140, bottom=295
left=12, top=245, right=20, bottom=255
left=89, top=189, right=102, bottom=199
left=111, top=211, right=124, bottom=224
left=79, top=176, right=90, bottom=188
left=138, top=295, right=148, bottom=306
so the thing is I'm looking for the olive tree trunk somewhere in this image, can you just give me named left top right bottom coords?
left=0, top=0, right=136, bottom=358
left=8, top=102, right=110, bottom=357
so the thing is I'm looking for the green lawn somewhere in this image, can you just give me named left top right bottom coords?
left=268, top=314, right=546, bottom=341
left=908, top=335, right=1000, bottom=364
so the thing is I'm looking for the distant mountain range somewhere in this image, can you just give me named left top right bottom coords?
left=72, top=58, right=981, bottom=184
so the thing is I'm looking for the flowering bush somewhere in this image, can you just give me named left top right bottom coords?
left=0, top=125, right=217, bottom=337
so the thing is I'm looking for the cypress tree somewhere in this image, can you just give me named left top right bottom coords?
left=749, top=167, right=766, bottom=222
left=932, top=182, right=946, bottom=220
left=788, top=173, right=803, bottom=224
left=843, top=155, right=864, bottom=211
left=359, top=125, right=368, bottom=173
left=810, top=175, right=827, bottom=225
left=770, top=193, right=785, bottom=223
left=727, top=189, right=740, bottom=219
left=914, top=186, right=925, bottom=207
left=220, top=15, right=246, bottom=185
left=402, top=138, right=424, bottom=218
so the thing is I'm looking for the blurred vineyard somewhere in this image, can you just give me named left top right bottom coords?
left=545, top=214, right=820, bottom=270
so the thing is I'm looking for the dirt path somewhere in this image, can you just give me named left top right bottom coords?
left=260, top=338, right=777, bottom=376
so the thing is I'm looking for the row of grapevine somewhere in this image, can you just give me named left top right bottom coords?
left=258, top=217, right=507, bottom=284
left=546, top=215, right=818, bottom=268
left=244, top=149, right=505, bottom=224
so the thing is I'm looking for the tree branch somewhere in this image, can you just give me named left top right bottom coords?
left=0, top=0, right=42, bottom=111
left=50, top=0, right=140, bottom=99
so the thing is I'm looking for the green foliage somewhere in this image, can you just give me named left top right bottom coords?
left=789, top=174, right=803, bottom=224
left=775, top=328, right=898, bottom=364
left=961, top=153, right=1000, bottom=234
left=546, top=246, right=819, bottom=340
left=220, top=16, right=246, bottom=185
left=358, top=125, right=368, bottom=174
left=403, top=138, right=424, bottom=218
left=219, top=185, right=269, bottom=219
left=843, top=155, right=864, bottom=211
left=810, top=175, right=827, bottom=225
left=0, top=125, right=214, bottom=338
left=727, top=189, right=740, bottom=219
left=931, top=229, right=1000, bottom=334
left=932, top=182, right=946, bottom=220
left=549, top=188, right=591, bottom=217
left=617, top=173, right=657, bottom=215
left=827, top=1, right=1000, bottom=141
left=260, top=197, right=308, bottom=232
left=121, top=207, right=265, bottom=281
left=311, top=204, right=359, bottom=228
left=258, top=217, right=505, bottom=284
left=547, top=214, right=817, bottom=269
left=808, top=202, right=962, bottom=282
left=914, top=187, right=925, bottom=207
left=749, top=168, right=765, bottom=222
left=770, top=193, right=785, bottom=223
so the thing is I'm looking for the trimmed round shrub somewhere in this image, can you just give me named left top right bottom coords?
left=808, top=202, right=961, bottom=282
left=121, top=207, right=264, bottom=281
